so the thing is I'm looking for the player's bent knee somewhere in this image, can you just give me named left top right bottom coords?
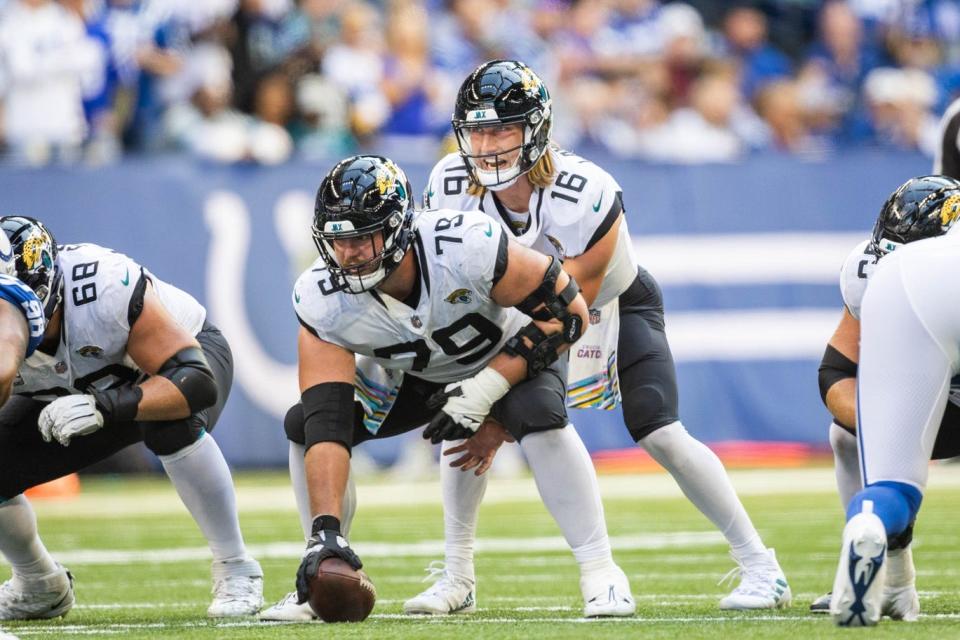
left=284, top=403, right=306, bottom=445
left=144, top=420, right=206, bottom=456
left=623, top=384, right=674, bottom=440
left=495, top=387, right=567, bottom=440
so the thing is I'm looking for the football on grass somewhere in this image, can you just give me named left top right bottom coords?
left=307, top=557, right=376, bottom=622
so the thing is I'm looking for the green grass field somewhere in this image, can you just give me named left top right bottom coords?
left=3, top=465, right=960, bottom=639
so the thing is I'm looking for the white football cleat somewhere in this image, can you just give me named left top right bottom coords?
left=403, top=562, right=476, bottom=615
left=0, top=629, right=20, bottom=640
left=258, top=591, right=319, bottom=622
left=581, top=565, right=636, bottom=617
left=208, top=557, right=264, bottom=617
left=882, top=547, right=919, bottom=621
left=831, top=510, right=887, bottom=627
left=718, top=548, right=791, bottom=610
left=0, top=565, right=74, bottom=620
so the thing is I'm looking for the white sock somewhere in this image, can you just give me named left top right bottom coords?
left=520, top=426, right=615, bottom=577
left=288, top=442, right=313, bottom=539
left=829, top=421, right=862, bottom=511
left=886, top=547, right=915, bottom=587
left=640, top=421, right=766, bottom=561
left=158, top=433, right=247, bottom=563
left=288, top=441, right=357, bottom=539
left=0, top=495, right=58, bottom=580
left=441, top=439, right=487, bottom=584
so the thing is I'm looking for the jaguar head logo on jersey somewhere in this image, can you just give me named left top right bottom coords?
left=312, top=155, right=415, bottom=294
left=871, top=175, right=960, bottom=256
left=445, top=288, right=473, bottom=304
left=452, top=60, right=553, bottom=191
left=76, top=345, right=104, bottom=359
left=0, top=215, right=63, bottom=320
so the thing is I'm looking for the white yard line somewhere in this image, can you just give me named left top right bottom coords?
left=52, top=531, right=724, bottom=566
left=10, top=612, right=960, bottom=636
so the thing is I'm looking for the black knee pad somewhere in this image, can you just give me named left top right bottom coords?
left=888, top=522, right=914, bottom=551
left=143, top=417, right=206, bottom=456
left=284, top=403, right=306, bottom=445
left=491, top=367, right=568, bottom=441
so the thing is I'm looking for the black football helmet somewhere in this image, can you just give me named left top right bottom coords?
left=452, top=60, right=552, bottom=190
left=312, top=155, right=415, bottom=293
left=0, top=215, right=62, bottom=319
left=870, top=175, right=960, bottom=255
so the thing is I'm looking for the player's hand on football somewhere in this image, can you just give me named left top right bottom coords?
left=444, top=418, right=515, bottom=476
left=38, top=394, right=105, bottom=446
left=295, top=515, right=362, bottom=604
left=423, top=368, right=511, bottom=444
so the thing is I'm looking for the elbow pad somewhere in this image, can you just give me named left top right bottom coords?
left=158, top=346, right=218, bottom=414
left=515, top=256, right=584, bottom=343
left=818, top=344, right=857, bottom=405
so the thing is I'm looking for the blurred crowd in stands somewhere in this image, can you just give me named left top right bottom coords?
left=0, top=0, right=958, bottom=166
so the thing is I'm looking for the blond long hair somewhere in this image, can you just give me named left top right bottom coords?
left=466, top=144, right=557, bottom=197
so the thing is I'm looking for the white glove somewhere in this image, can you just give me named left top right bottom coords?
left=38, top=395, right=104, bottom=446
left=423, top=368, right=511, bottom=444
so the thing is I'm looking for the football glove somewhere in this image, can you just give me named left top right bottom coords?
left=295, top=515, right=363, bottom=605
left=38, top=394, right=104, bottom=446
left=422, top=367, right=511, bottom=444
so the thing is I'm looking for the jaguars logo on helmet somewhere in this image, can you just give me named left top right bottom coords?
left=871, top=175, right=960, bottom=255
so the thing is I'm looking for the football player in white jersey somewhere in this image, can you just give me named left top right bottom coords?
left=811, top=175, right=960, bottom=619
left=406, top=60, right=789, bottom=614
left=829, top=226, right=960, bottom=626
left=262, top=155, right=636, bottom=621
left=0, top=217, right=264, bottom=620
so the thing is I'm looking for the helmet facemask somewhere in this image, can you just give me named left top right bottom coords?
left=453, top=107, right=551, bottom=191
left=311, top=212, right=407, bottom=293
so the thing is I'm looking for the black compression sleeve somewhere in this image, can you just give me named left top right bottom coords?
left=818, top=344, right=858, bottom=404
left=302, top=382, right=355, bottom=453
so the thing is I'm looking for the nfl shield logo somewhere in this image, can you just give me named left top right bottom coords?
left=589, top=309, right=602, bottom=325
left=411, top=316, right=423, bottom=329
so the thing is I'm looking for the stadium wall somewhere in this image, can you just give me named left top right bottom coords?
left=1, top=150, right=929, bottom=466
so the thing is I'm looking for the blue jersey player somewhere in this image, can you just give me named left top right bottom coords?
left=0, top=232, right=44, bottom=405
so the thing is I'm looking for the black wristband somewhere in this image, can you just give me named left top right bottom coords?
left=312, top=514, right=342, bottom=536
left=89, top=385, right=143, bottom=424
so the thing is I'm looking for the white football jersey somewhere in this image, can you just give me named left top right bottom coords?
left=839, top=239, right=881, bottom=321
left=424, top=149, right=638, bottom=307
left=15, top=243, right=206, bottom=401
left=293, top=209, right=528, bottom=384
left=838, top=236, right=960, bottom=406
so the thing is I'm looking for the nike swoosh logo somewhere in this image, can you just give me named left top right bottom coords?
left=120, top=268, right=129, bottom=286
left=484, top=222, right=492, bottom=237
left=294, top=291, right=301, bottom=303
left=592, top=194, right=603, bottom=212
left=427, top=189, right=435, bottom=198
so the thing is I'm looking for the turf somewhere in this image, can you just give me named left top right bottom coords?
left=3, top=466, right=959, bottom=639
